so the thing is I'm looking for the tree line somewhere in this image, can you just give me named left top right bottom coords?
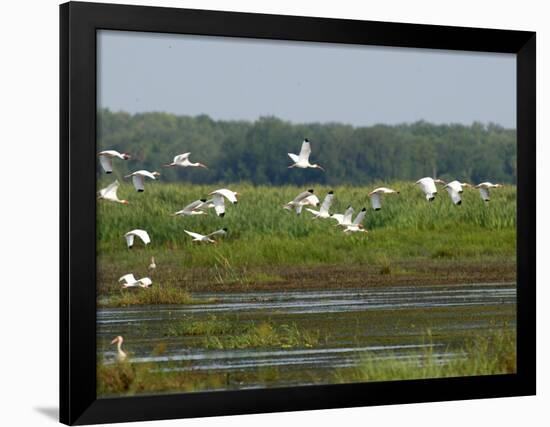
left=98, top=109, right=516, bottom=186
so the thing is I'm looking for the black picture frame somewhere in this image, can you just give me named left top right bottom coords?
left=60, top=1, right=536, bottom=425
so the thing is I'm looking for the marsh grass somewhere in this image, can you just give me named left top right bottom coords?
left=98, top=287, right=209, bottom=308
left=97, top=181, right=516, bottom=259
left=203, top=322, right=322, bottom=350
left=164, top=316, right=321, bottom=349
left=97, top=182, right=516, bottom=291
left=334, top=330, right=516, bottom=383
left=97, top=329, right=515, bottom=396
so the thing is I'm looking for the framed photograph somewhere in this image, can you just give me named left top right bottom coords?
left=60, top=1, right=536, bottom=425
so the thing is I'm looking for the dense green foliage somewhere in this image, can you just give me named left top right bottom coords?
left=98, top=109, right=517, bottom=185
left=97, top=182, right=516, bottom=287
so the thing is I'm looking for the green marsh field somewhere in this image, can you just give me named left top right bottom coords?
left=97, top=181, right=516, bottom=396
left=97, top=181, right=515, bottom=293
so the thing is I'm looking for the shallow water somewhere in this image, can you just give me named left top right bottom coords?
left=97, top=282, right=516, bottom=391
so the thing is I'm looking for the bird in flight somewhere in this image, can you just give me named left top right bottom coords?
left=288, top=139, right=325, bottom=171
left=98, top=150, right=130, bottom=174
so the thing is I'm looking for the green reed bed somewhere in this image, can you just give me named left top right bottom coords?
left=97, top=182, right=516, bottom=291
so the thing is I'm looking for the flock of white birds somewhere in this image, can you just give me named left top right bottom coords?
left=99, top=139, right=504, bottom=288
left=99, top=139, right=504, bottom=360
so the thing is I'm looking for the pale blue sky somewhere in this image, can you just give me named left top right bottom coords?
left=98, top=30, right=516, bottom=128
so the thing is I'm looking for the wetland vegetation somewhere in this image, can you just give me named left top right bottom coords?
left=96, top=112, right=517, bottom=396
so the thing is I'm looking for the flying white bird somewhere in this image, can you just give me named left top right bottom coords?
left=163, top=152, right=207, bottom=169
left=119, top=273, right=153, bottom=288
left=184, top=228, right=227, bottom=244
left=343, top=208, right=368, bottom=233
left=368, top=187, right=399, bottom=210
left=204, top=193, right=227, bottom=217
left=173, top=199, right=209, bottom=216
left=443, top=180, right=472, bottom=205
left=148, top=256, right=156, bottom=272
left=209, top=188, right=239, bottom=204
left=306, top=191, right=334, bottom=219
left=97, top=180, right=129, bottom=205
left=98, top=150, right=130, bottom=174
left=475, top=182, right=503, bottom=202
left=203, top=188, right=240, bottom=217
left=124, top=229, right=151, bottom=249
left=110, top=336, right=127, bottom=362
left=288, top=139, right=325, bottom=171
left=331, top=205, right=355, bottom=226
left=124, top=170, right=160, bottom=192
left=283, top=189, right=319, bottom=214
left=415, top=177, right=446, bottom=201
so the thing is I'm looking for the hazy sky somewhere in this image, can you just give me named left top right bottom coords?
left=98, top=30, right=516, bottom=128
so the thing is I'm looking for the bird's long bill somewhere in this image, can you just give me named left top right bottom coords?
left=318, top=165, right=325, bottom=172
left=110, top=337, right=118, bottom=344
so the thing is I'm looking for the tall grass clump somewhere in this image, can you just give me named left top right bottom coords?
left=334, top=330, right=516, bottom=383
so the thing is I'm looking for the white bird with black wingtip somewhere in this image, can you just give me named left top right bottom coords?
left=205, top=188, right=240, bottom=217
left=368, top=187, right=399, bottom=210
left=288, top=139, right=325, bottom=171
left=173, top=199, right=209, bottom=216
left=306, top=191, right=334, bottom=219
left=415, top=177, right=446, bottom=201
left=475, top=182, right=503, bottom=202
left=343, top=208, right=368, bottom=233
left=283, top=189, right=320, bottom=215
left=125, top=170, right=160, bottom=192
left=98, top=150, right=130, bottom=174
left=443, top=180, right=472, bottom=205
left=331, top=205, right=354, bottom=227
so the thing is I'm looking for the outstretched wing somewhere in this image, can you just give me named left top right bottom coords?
left=131, top=229, right=151, bottom=245
left=138, top=277, right=153, bottom=288
left=184, top=230, right=204, bottom=240
left=479, top=187, right=490, bottom=201
left=293, top=190, right=313, bottom=203
left=138, top=170, right=157, bottom=180
left=210, top=188, right=238, bottom=204
left=343, top=206, right=354, bottom=224
left=132, top=175, right=145, bottom=192
left=446, top=187, right=462, bottom=205
left=417, top=178, right=437, bottom=196
left=118, top=273, right=136, bottom=284
left=183, top=199, right=206, bottom=213
left=353, top=209, right=366, bottom=225
left=306, top=208, right=320, bottom=217
left=370, top=193, right=382, bottom=210
left=298, top=140, right=311, bottom=162
left=207, top=229, right=227, bottom=238
left=212, top=194, right=226, bottom=216
left=99, top=155, right=113, bottom=173
left=287, top=153, right=300, bottom=163
left=302, top=194, right=320, bottom=207
left=174, top=152, right=191, bottom=163
left=331, top=213, right=344, bottom=224
left=99, top=180, right=119, bottom=198
left=320, top=193, right=334, bottom=215
left=124, top=233, right=135, bottom=248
